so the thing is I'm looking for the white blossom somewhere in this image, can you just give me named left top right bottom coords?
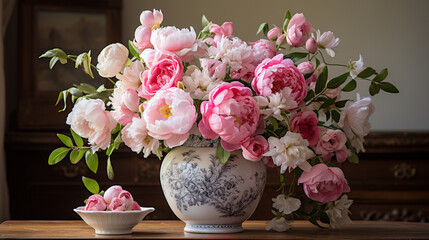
left=264, top=132, right=315, bottom=173
left=255, top=88, right=298, bottom=120
left=326, top=195, right=353, bottom=229
left=265, top=217, right=291, bottom=232
left=316, top=30, right=340, bottom=57
left=272, top=194, right=301, bottom=214
left=347, top=55, right=364, bottom=79
left=182, top=65, right=222, bottom=100
left=208, top=36, right=254, bottom=71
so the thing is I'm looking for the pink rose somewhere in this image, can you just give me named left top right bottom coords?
left=116, top=60, right=145, bottom=90
left=66, top=99, right=116, bottom=151
left=140, top=9, right=163, bottom=29
left=298, top=163, right=351, bottom=203
left=130, top=201, right=141, bottom=211
left=143, top=88, right=197, bottom=148
left=315, top=129, right=349, bottom=163
left=210, top=22, right=234, bottom=42
left=198, top=82, right=260, bottom=151
left=267, top=26, right=282, bottom=39
left=85, top=194, right=107, bottom=211
left=134, top=26, right=153, bottom=51
left=241, top=135, right=269, bottom=161
left=290, top=110, right=319, bottom=146
left=108, top=197, right=128, bottom=211
left=252, top=54, right=307, bottom=107
left=138, top=53, right=183, bottom=99
left=103, top=185, right=123, bottom=204
left=250, top=39, right=277, bottom=66
left=286, top=13, right=314, bottom=47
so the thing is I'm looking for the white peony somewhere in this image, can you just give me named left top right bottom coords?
left=272, top=194, right=301, bottom=215
left=182, top=65, right=223, bottom=100
left=265, top=217, right=291, bottom=232
left=96, top=43, right=129, bottom=78
left=255, top=88, right=298, bottom=121
left=326, top=195, right=353, bottom=229
left=208, top=36, right=254, bottom=71
left=264, top=132, right=315, bottom=173
left=316, top=30, right=340, bottom=58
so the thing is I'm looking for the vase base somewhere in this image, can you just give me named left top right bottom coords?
left=184, top=223, right=243, bottom=233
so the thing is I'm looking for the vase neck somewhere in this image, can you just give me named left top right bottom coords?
left=182, top=135, right=218, bottom=148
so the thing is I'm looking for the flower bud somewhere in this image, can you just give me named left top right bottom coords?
left=306, top=38, right=318, bottom=53
left=267, top=26, right=281, bottom=39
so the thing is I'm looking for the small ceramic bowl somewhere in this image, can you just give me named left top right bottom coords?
left=74, top=206, right=155, bottom=235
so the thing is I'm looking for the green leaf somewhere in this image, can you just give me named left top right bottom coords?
left=342, top=80, right=357, bottom=92
left=315, top=58, right=321, bottom=68
left=357, top=67, right=376, bottom=79
left=282, top=11, right=292, bottom=30
left=331, top=110, right=341, bottom=123
left=39, top=48, right=68, bottom=60
left=70, top=148, right=88, bottom=164
left=57, top=134, right=74, bottom=147
left=85, top=151, right=99, bottom=174
left=75, top=53, right=85, bottom=68
left=83, top=51, right=94, bottom=78
left=369, top=82, right=380, bottom=96
left=315, top=66, right=328, bottom=94
left=284, top=52, right=308, bottom=63
left=70, top=128, right=84, bottom=147
left=106, top=143, right=115, bottom=156
left=107, top=156, right=114, bottom=180
left=320, top=211, right=330, bottom=224
left=216, top=142, right=231, bottom=164
left=55, top=90, right=64, bottom=106
left=48, top=147, right=69, bottom=165
left=202, top=15, right=210, bottom=28
left=334, top=100, right=349, bottom=108
left=327, top=72, right=349, bottom=89
left=373, top=68, right=388, bottom=82
left=379, top=82, right=399, bottom=93
left=348, top=153, right=359, bottom=163
left=304, top=89, right=315, bottom=102
left=269, top=117, right=279, bottom=131
left=82, top=176, right=100, bottom=194
left=128, top=40, right=141, bottom=60
left=325, top=111, right=330, bottom=121
left=319, top=97, right=337, bottom=110
left=68, top=87, right=84, bottom=98
left=49, top=57, right=59, bottom=69
left=74, top=83, right=97, bottom=94
left=256, top=22, right=269, bottom=36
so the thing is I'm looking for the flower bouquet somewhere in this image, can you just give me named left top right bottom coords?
left=41, top=9, right=398, bottom=231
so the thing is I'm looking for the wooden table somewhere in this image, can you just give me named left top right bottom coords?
left=1, top=220, right=429, bottom=239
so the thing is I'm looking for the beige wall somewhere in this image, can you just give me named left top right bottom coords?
left=122, top=0, right=429, bottom=131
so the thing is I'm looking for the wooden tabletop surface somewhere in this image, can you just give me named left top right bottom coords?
left=1, top=220, right=429, bottom=239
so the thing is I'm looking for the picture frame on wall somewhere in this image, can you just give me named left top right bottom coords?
left=17, top=0, right=122, bottom=130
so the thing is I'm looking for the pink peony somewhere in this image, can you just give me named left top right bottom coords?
left=198, top=81, right=260, bottom=151
left=298, top=163, right=351, bottom=203
left=130, top=201, right=141, bottom=211
left=315, top=129, right=349, bottom=163
left=143, top=87, right=197, bottom=148
left=85, top=194, right=107, bottom=211
left=230, top=63, right=255, bottom=83
left=110, top=83, right=140, bottom=125
left=116, top=60, right=145, bottom=90
left=66, top=99, right=116, bottom=151
left=252, top=54, right=307, bottom=107
left=297, top=61, right=317, bottom=84
left=134, top=26, right=153, bottom=51
left=290, top=110, right=319, bottom=146
left=286, top=13, right=314, bottom=47
left=241, top=135, right=269, bottom=161
left=108, top=197, right=128, bottom=211
left=121, top=117, right=159, bottom=157
left=103, top=185, right=123, bottom=204
left=138, top=53, right=183, bottom=99
left=250, top=39, right=277, bottom=66
left=210, top=22, right=234, bottom=42
left=96, top=43, right=129, bottom=78
left=200, top=58, right=227, bottom=80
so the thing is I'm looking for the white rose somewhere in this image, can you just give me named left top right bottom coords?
left=97, top=43, right=129, bottom=78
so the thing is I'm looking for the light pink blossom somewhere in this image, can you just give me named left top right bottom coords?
left=241, top=135, right=269, bottom=161
left=108, top=197, right=128, bottom=211
left=110, top=82, right=140, bottom=125
left=103, top=185, right=123, bottom=204
left=66, top=99, right=116, bottom=151
left=121, top=117, right=159, bottom=157
left=208, top=36, right=254, bottom=71
left=140, top=9, right=163, bottom=29
left=298, top=163, right=351, bottom=203
left=315, top=129, right=349, bottom=163
left=250, top=39, right=277, bottom=66
left=297, top=61, right=317, bottom=84
left=286, top=13, right=314, bottom=47
left=130, top=201, right=141, bottom=211
left=96, top=43, right=129, bottom=78
left=306, top=38, right=318, bottom=53
left=267, top=26, right=282, bottom=39
left=316, top=30, right=340, bottom=57
left=198, top=82, right=260, bottom=151
left=85, top=194, right=107, bottom=211
left=116, top=60, right=145, bottom=90
left=143, top=88, right=197, bottom=148
left=134, top=26, right=153, bottom=51
left=210, top=22, right=234, bottom=42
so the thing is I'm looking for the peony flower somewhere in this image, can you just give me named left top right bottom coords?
left=265, top=217, right=291, bottom=232
left=240, top=135, right=269, bottom=161
left=140, top=9, right=163, bottom=29
left=182, top=65, right=223, bottom=100
left=338, top=95, right=375, bottom=153
left=134, top=26, right=153, bottom=51
left=252, top=54, right=307, bottom=108
left=103, top=185, right=123, bottom=204
left=66, top=99, right=116, bottom=151
left=326, top=195, right=353, bottom=229
left=108, top=197, right=128, bottom=211
left=118, top=190, right=134, bottom=209
left=199, top=58, right=227, bottom=80
left=272, top=194, right=301, bottom=215
left=230, top=63, right=255, bottom=83
left=290, top=110, right=319, bottom=146
left=316, top=30, right=340, bottom=57
left=96, top=43, right=129, bottom=78
left=264, top=132, right=315, bottom=173
left=143, top=87, right=197, bottom=148
left=198, top=82, right=260, bottom=151
left=207, top=36, right=254, bottom=71
left=286, top=13, right=314, bottom=47
left=255, top=88, right=298, bottom=120
left=138, top=53, right=183, bottom=99
left=250, top=39, right=277, bottom=66
left=348, top=55, right=364, bottom=79
left=298, top=163, right=351, bottom=203
left=85, top=194, right=107, bottom=211
left=121, top=117, right=160, bottom=157
left=130, top=201, right=141, bottom=211
left=116, top=60, right=145, bottom=90
left=315, top=129, right=349, bottom=163
left=210, top=22, right=234, bottom=42
left=109, top=82, right=140, bottom=125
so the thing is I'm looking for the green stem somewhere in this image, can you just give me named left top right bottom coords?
left=288, top=173, right=296, bottom=195
left=318, top=50, right=347, bottom=67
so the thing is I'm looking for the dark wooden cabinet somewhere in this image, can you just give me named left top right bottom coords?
left=5, top=131, right=429, bottom=221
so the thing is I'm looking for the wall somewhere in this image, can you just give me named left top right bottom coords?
left=122, top=0, right=429, bottom=131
